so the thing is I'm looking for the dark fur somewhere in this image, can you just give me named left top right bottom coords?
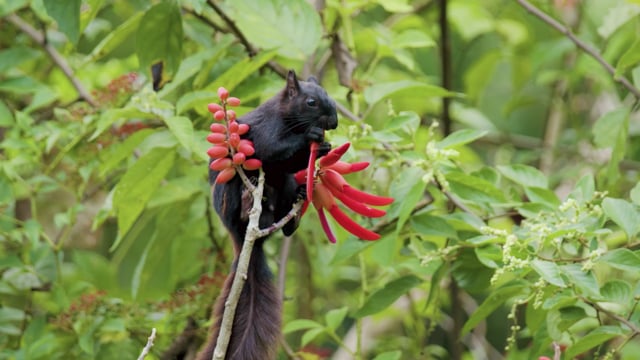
left=198, top=71, right=337, bottom=360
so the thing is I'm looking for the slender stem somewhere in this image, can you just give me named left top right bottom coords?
left=212, top=170, right=266, bottom=359
left=256, top=200, right=303, bottom=238
left=137, top=328, right=157, bottom=360
left=439, top=0, right=452, bottom=135
left=516, top=0, right=640, bottom=100
left=206, top=0, right=256, bottom=56
left=6, top=14, right=97, bottom=107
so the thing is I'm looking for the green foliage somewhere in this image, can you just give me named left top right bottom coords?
left=2, top=0, right=640, bottom=359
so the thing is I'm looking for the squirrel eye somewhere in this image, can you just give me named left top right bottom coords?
left=306, top=98, right=317, bottom=107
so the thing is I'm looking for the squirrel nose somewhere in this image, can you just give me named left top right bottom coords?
left=323, top=114, right=338, bottom=130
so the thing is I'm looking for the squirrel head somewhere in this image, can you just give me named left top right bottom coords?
left=280, top=70, right=338, bottom=133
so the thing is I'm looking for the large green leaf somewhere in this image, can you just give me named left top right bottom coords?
left=163, top=116, right=200, bottom=158
left=203, top=51, right=276, bottom=93
left=565, top=326, right=626, bottom=359
left=86, top=12, right=143, bottom=63
left=112, top=147, right=176, bottom=248
left=530, top=259, right=566, bottom=287
left=599, top=248, right=640, bottom=272
left=227, top=0, right=322, bottom=59
left=136, top=2, right=183, bottom=82
left=43, top=0, right=81, bottom=44
left=497, top=164, right=548, bottom=189
left=602, top=197, right=640, bottom=239
left=363, top=80, right=455, bottom=106
left=353, top=275, right=422, bottom=318
left=461, top=282, right=526, bottom=336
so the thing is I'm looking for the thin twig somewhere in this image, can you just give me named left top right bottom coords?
left=206, top=0, right=256, bottom=56
left=516, top=0, right=640, bottom=100
left=6, top=14, right=98, bottom=107
left=212, top=170, right=266, bottom=359
left=257, top=200, right=303, bottom=238
left=202, top=0, right=362, bottom=122
left=137, top=328, right=157, bottom=360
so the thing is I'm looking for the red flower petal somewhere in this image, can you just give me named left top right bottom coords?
left=327, top=161, right=370, bottom=174
left=210, top=157, right=232, bottom=171
left=215, top=167, right=236, bottom=184
left=313, top=183, right=336, bottom=210
left=317, top=207, right=337, bottom=243
left=327, top=205, right=380, bottom=240
left=324, top=181, right=386, bottom=218
left=342, top=186, right=394, bottom=206
left=319, top=142, right=350, bottom=167
left=321, top=168, right=348, bottom=190
left=307, top=142, right=319, bottom=203
left=300, top=200, right=310, bottom=217
left=294, top=169, right=306, bottom=185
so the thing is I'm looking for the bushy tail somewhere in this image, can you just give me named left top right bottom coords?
left=198, top=244, right=281, bottom=360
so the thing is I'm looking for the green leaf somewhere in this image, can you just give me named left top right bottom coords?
left=593, top=108, right=629, bottom=149
left=616, top=39, right=640, bottom=76
left=393, top=29, right=434, bottom=48
left=112, top=147, right=176, bottom=249
left=283, top=319, right=323, bottom=334
left=0, top=100, right=13, bottom=126
left=176, top=91, right=217, bottom=115
left=363, top=80, right=455, bottom=106
left=630, top=182, right=640, bottom=205
left=163, top=116, right=198, bottom=157
left=597, top=3, right=640, bottom=38
left=600, top=280, right=631, bottom=305
left=204, top=51, right=276, bottom=93
left=227, top=0, right=322, bottom=59
left=0, top=0, right=28, bottom=17
left=462, top=282, right=525, bottom=335
left=530, top=259, right=566, bottom=287
left=0, top=46, right=40, bottom=74
left=375, top=0, right=412, bottom=12
left=325, top=307, right=348, bottom=332
left=136, top=2, right=183, bottom=82
left=565, top=326, right=626, bottom=359
left=497, top=164, right=548, bottom=189
left=390, top=167, right=427, bottom=234
left=98, top=129, right=155, bottom=177
left=602, top=197, right=640, bottom=239
left=85, top=12, right=143, bottom=63
left=301, top=327, right=325, bottom=347
left=446, top=171, right=506, bottom=204
left=547, top=306, right=587, bottom=339
left=43, top=0, right=81, bottom=44
left=560, top=264, right=600, bottom=298
left=410, top=213, right=457, bottom=238
left=373, top=351, right=402, bottom=360
left=599, top=248, right=640, bottom=272
left=437, top=129, right=487, bottom=149
left=354, top=275, right=422, bottom=318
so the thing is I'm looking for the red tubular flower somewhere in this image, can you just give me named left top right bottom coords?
left=296, top=142, right=394, bottom=243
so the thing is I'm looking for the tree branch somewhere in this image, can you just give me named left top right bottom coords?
left=212, top=170, right=266, bottom=359
left=516, top=0, right=640, bottom=100
left=6, top=14, right=98, bottom=107
left=439, top=0, right=452, bottom=136
left=137, top=328, right=157, bottom=360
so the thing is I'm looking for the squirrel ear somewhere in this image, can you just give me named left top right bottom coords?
left=307, top=76, right=319, bottom=84
left=286, top=70, right=300, bottom=98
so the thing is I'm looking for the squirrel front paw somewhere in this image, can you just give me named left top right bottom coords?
left=306, top=126, right=325, bottom=143
left=317, top=141, right=331, bottom=157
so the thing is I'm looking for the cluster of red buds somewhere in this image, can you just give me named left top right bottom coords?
left=206, top=87, right=262, bottom=184
left=92, top=72, right=139, bottom=107
left=295, top=142, right=394, bottom=243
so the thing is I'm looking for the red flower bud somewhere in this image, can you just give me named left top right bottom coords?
left=232, top=152, right=246, bottom=165
left=209, top=157, right=232, bottom=171
left=210, top=123, right=226, bottom=133
left=207, top=145, right=229, bottom=159
left=238, top=140, right=255, bottom=156
left=242, top=158, right=262, bottom=170
left=215, top=167, right=236, bottom=184
left=237, top=123, right=249, bottom=135
left=217, top=87, right=229, bottom=101
left=227, top=97, right=241, bottom=106
left=229, top=133, right=240, bottom=148
left=208, top=103, right=223, bottom=113
left=228, top=121, right=239, bottom=133
left=214, top=110, right=225, bottom=121
left=206, top=133, right=226, bottom=144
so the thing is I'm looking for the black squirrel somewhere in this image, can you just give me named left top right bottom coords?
left=198, top=71, right=338, bottom=360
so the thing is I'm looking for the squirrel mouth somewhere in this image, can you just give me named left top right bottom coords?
left=321, top=114, right=338, bottom=130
